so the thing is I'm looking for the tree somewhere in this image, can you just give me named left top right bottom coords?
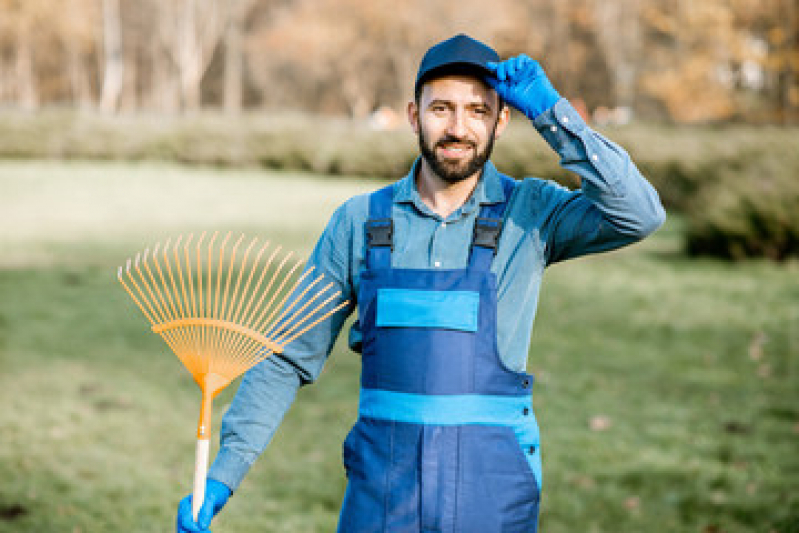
left=0, top=0, right=794, bottom=122
left=100, top=0, right=123, bottom=113
left=591, top=0, right=641, bottom=110
left=223, top=0, right=252, bottom=115
left=0, top=0, right=52, bottom=109
left=174, top=0, right=226, bottom=111
left=245, top=0, right=520, bottom=117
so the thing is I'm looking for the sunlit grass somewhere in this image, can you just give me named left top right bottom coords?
left=0, top=160, right=377, bottom=267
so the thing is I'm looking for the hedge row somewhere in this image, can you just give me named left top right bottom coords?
left=683, top=144, right=799, bottom=261
left=1, top=109, right=797, bottom=260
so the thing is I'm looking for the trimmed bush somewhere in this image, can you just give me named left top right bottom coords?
left=683, top=145, right=799, bottom=261
left=2, top=109, right=798, bottom=260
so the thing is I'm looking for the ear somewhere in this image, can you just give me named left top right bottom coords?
left=493, top=104, right=511, bottom=139
left=407, top=100, right=420, bottom=135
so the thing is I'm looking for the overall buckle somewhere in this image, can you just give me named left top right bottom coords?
left=472, top=217, right=503, bottom=254
left=366, top=218, right=393, bottom=249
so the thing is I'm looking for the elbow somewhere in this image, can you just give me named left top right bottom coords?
left=610, top=197, right=666, bottom=241
left=635, top=200, right=667, bottom=239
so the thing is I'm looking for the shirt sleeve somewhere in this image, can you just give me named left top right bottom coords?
left=208, top=201, right=356, bottom=491
left=530, top=98, right=666, bottom=264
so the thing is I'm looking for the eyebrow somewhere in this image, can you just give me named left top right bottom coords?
left=427, top=98, right=492, bottom=111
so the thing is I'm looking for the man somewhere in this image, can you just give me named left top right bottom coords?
left=177, top=34, right=665, bottom=532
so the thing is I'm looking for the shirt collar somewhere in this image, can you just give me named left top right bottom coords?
left=394, top=158, right=507, bottom=216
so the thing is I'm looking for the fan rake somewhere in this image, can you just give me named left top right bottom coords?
left=117, top=231, right=347, bottom=520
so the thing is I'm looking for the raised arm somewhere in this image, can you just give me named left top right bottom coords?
left=487, top=55, right=666, bottom=263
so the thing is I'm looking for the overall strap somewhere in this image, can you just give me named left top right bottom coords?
left=365, top=184, right=395, bottom=269
left=469, top=175, right=518, bottom=271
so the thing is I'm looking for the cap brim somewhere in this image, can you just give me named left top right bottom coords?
left=415, top=61, right=494, bottom=92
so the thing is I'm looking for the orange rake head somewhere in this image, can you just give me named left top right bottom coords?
left=117, top=231, right=348, bottom=520
left=117, top=231, right=347, bottom=433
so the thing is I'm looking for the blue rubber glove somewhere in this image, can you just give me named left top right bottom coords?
left=176, top=479, right=232, bottom=533
left=485, top=54, right=561, bottom=120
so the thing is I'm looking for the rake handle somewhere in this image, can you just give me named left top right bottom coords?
left=192, top=387, right=214, bottom=522
left=192, top=437, right=211, bottom=522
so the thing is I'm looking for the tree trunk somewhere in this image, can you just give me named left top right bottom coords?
left=0, top=60, right=8, bottom=104
left=100, top=0, right=124, bottom=114
left=340, top=49, right=373, bottom=119
left=67, top=45, right=93, bottom=110
left=176, top=0, right=224, bottom=112
left=224, top=0, right=243, bottom=115
left=151, top=3, right=180, bottom=113
left=548, top=0, right=572, bottom=97
left=15, top=32, right=38, bottom=110
left=178, top=0, right=201, bottom=111
left=120, top=49, right=138, bottom=112
left=592, top=0, right=640, bottom=109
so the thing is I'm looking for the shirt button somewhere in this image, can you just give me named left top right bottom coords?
left=434, top=261, right=441, bottom=268
left=440, top=222, right=447, bottom=228
left=550, top=125, right=557, bottom=133
left=591, top=154, right=599, bottom=161
left=523, top=407, right=530, bottom=416
left=562, top=116, right=569, bottom=124
left=528, top=445, right=537, bottom=455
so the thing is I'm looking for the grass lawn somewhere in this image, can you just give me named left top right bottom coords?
left=0, top=161, right=797, bottom=532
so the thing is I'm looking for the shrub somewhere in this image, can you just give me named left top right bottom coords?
left=683, top=145, right=799, bottom=261
left=2, top=109, right=799, bottom=260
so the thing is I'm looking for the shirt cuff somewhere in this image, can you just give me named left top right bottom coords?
left=533, top=98, right=587, bottom=135
left=208, top=447, right=254, bottom=493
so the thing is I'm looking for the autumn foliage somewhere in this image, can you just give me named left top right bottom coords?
left=0, top=0, right=796, bottom=124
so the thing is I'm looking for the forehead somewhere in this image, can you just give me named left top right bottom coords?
left=420, top=75, right=496, bottom=106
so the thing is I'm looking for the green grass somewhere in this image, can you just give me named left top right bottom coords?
left=1, top=161, right=797, bottom=532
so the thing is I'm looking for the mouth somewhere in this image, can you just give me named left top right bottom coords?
left=436, top=141, right=474, bottom=160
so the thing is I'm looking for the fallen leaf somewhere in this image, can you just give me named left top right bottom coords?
left=590, top=415, right=612, bottom=431
left=624, top=496, right=640, bottom=511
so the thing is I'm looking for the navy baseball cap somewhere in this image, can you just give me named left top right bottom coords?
left=415, top=34, right=500, bottom=95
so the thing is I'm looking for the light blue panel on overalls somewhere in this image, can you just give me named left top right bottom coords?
left=338, top=177, right=542, bottom=533
left=358, top=389, right=542, bottom=488
left=376, top=288, right=480, bottom=331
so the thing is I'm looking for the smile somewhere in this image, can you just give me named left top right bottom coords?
left=437, top=143, right=474, bottom=158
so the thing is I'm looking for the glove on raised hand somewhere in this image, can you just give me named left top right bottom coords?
left=486, top=54, right=561, bottom=120
left=176, top=479, right=232, bottom=533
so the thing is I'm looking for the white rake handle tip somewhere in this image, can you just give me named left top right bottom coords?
left=192, top=438, right=211, bottom=522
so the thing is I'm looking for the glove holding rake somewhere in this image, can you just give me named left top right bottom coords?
left=117, top=231, right=347, bottom=524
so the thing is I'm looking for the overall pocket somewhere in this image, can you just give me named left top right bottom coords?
left=457, top=425, right=541, bottom=533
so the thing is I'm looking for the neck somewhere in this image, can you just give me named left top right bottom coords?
left=416, top=161, right=482, bottom=218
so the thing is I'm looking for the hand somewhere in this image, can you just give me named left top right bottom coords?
left=176, top=479, right=232, bottom=533
left=486, top=54, right=561, bottom=120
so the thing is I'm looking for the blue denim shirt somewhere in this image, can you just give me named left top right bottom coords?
left=208, top=99, right=666, bottom=491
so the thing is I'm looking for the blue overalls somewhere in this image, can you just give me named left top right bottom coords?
left=338, top=177, right=542, bottom=533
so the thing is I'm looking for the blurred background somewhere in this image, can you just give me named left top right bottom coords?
left=1, top=0, right=797, bottom=123
left=0, top=0, right=797, bottom=532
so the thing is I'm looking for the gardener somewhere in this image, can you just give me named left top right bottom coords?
left=177, top=34, right=665, bottom=533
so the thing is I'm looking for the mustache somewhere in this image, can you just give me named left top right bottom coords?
left=435, top=135, right=476, bottom=148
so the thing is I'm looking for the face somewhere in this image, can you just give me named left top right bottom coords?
left=409, top=75, right=509, bottom=184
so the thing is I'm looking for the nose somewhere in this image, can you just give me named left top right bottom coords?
left=446, top=109, right=468, bottom=138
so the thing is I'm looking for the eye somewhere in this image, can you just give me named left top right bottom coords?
left=472, top=107, right=489, bottom=117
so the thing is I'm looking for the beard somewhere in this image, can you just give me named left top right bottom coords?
left=418, top=124, right=497, bottom=184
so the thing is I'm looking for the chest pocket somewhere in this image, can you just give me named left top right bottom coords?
left=375, top=288, right=480, bottom=332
